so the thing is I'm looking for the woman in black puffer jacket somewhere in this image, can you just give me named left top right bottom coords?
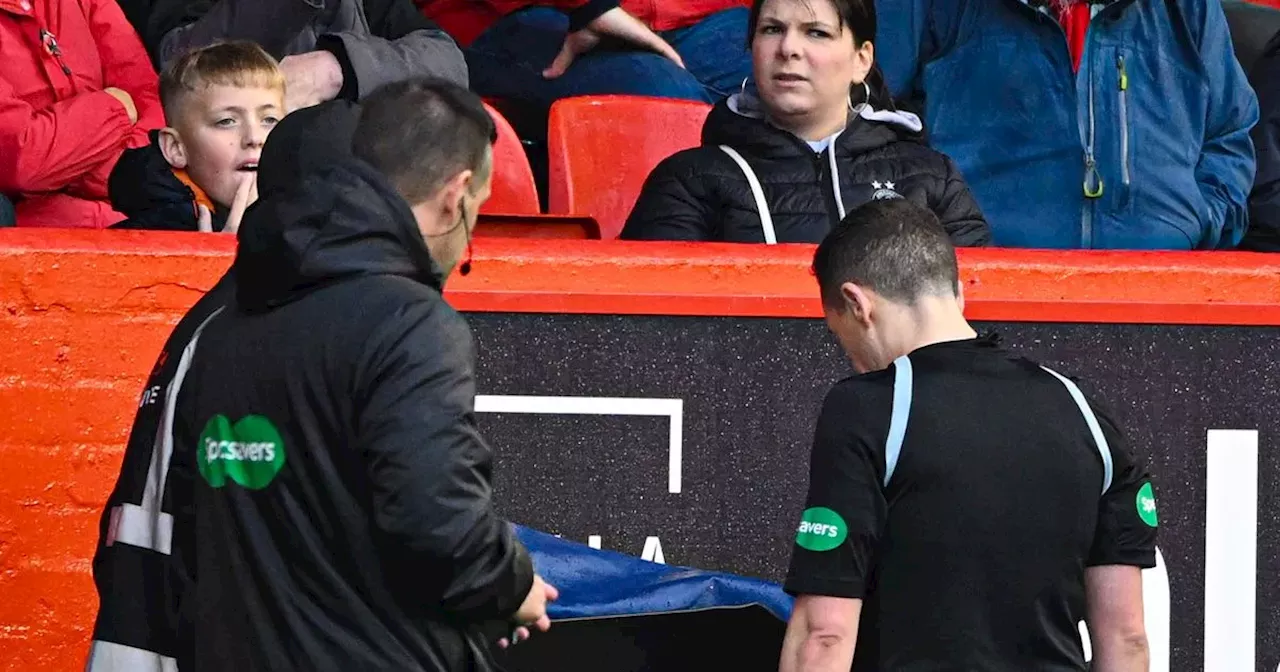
left=620, top=0, right=990, bottom=246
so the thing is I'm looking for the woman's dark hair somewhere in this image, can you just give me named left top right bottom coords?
left=746, top=0, right=897, bottom=111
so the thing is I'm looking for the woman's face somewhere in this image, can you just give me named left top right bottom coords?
left=751, top=0, right=873, bottom=128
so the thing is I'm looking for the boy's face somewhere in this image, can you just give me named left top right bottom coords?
left=160, top=84, right=285, bottom=208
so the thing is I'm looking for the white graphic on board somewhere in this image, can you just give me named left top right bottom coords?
left=477, top=395, right=682, bottom=564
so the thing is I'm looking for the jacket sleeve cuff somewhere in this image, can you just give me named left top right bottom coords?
left=568, top=0, right=618, bottom=33
left=499, top=539, right=536, bottom=618
left=315, top=34, right=360, bottom=101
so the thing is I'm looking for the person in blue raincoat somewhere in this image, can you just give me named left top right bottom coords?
left=874, top=0, right=1259, bottom=250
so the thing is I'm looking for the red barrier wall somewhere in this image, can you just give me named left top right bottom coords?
left=2, top=228, right=1279, bottom=670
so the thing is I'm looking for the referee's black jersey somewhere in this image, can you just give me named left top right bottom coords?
left=783, top=335, right=1158, bottom=672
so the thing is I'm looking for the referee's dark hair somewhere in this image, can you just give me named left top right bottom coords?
left=813, top=199, right=960, bottom=309
left=351, top=78, right=497, bottom=206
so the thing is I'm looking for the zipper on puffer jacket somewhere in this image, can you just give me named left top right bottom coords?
left=814, top=151, right=843, bottom=231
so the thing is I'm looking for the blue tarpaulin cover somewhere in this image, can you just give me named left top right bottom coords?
left=514, top=525, right=794, bottom=622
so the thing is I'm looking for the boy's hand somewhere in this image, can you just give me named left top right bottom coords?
left=225, top=172, right=258, bottom=234
left=197, top=204, right=214, bottom=233
left=198, top=173, right=257, bottom=234
left=104, top=88, right=138, bottom=124
left=280, top=51, right=345, bottom=113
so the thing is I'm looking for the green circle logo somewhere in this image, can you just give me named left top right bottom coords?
left=1136, top=482, right=1158, bottom=528
left=196, top=414, right=286, bottom=490
left=795, top=507, right=848, bottom=552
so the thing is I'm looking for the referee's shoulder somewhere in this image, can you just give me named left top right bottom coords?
left=822, top=367, right=896, bottom=405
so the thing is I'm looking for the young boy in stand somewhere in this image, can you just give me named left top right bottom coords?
left=109, top=41, right=285, bottom=233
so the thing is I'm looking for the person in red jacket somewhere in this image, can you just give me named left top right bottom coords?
left=419, top=0, right=751, bottom=107
left=0, top=0, right=163, bottom=228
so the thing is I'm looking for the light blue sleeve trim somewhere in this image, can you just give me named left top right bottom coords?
left=884, top=355, right=914, bottom=488
left=1041, top=366, right=1114, bottom=495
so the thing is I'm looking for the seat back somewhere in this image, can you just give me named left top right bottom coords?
left=475, top=214, right=600, bottom=239
left=482, top=103, right=541, bottom=215
left=547, top=96, right=711, bottom=239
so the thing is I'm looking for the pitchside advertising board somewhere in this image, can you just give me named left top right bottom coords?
left=465, top=313, right=1278, bottom=672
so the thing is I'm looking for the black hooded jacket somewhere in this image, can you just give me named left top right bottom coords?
left=621, top=92, right=991, bottom=245
left=107, top=131, right=229, bottom=232
left=170, top=154, right=533, bottom=671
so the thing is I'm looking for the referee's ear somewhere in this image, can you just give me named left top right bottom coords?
left=840, top=281, right=873, bottom=326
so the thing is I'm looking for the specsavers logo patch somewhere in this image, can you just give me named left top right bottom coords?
left=1136, top=481, right=1158, bottom=528
left=197, top=414, right=286, bottom=489
left=795, top=507, right=848, bottom=552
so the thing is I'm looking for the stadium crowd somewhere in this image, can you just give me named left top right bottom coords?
left=2, top=0, right=1279, bottom=245
left=2, top=1, right=1247, bottom=670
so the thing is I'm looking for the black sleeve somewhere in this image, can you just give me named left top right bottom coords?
left=365, top=0, right=444, bottom=36
left=932, top=155, right=992, bottom=247
left=108, top=202, right=204, bottom=231
left=782, top=382, right=887, bottom=599
left=353, top=300, right=534, bottom=621
left=1086, top=399, right=1158, bottom=568
left=145, top=0, right=217, bottom=64
left=1243, top=33, right=1280, bottom=252
left=620, top=152, right=717, bottom=241
left=567, top=0, right=619, bottom=32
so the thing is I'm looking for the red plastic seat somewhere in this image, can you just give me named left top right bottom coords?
left=547, top=96, right=711, bottom=239
left=481, top=102, right=540, bottom=215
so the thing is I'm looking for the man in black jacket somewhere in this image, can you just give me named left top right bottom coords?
left=86, top=98, right=363, bottom=672
left=180, top=78, right=551, bottom=670
left=89, top=81, right=553, bottom=671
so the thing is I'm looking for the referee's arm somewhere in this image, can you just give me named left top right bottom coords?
left=779, top=383, right=886, bottom=672
left=1083, top=400, right=1159, bottom=672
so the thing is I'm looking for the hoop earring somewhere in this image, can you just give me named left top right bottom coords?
left=847, top=80, right=871, bottom=112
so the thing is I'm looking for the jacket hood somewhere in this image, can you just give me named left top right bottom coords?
left=233, top=157, right=443, bottom=313
left=703, top=90, right=925, bottom=158
left=257, top=99, right=362, bottom=197
left=108, top=131, right=195, bottom=217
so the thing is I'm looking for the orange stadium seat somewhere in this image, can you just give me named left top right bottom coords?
left=547, top=96, right=711, bottom=239
left=481, top=102, right=541, bottom=215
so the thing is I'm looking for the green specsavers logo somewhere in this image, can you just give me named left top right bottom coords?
left=795, top=507, right=848, bottom=552
left=197, top=414, right=286, bottom=490
left=1136, top=482, right=1158, bottom=528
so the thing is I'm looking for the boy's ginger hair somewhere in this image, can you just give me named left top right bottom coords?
left=160, top=41, right=285, bottom=123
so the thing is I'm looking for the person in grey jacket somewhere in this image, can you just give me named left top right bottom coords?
left=123, top=0, right=468, bottom=111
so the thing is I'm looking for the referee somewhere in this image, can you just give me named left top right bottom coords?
left=779, top=200, right=1158, bottom=672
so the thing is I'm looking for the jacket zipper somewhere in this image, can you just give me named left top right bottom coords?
left=1079, top=25, right=1105, bottom=248
left=1117, top=53, right=1130, bottom=187
left=814, top=152, right=841, bottom=229
left=40, top=28, right=73, bottom=77
left=1082, top=62, right=1103, bottom=201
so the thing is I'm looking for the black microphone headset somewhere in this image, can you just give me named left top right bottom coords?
left=458, top=200, right=473, bottom=276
